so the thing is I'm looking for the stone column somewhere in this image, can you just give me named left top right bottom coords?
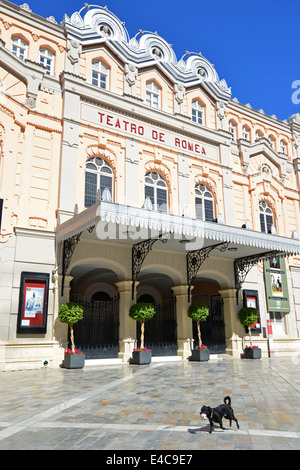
left=172, top=285, right=193, bottom=359
left=219, top=288, right=243, bottom=357
left=116, top=280, right=138, bottom=362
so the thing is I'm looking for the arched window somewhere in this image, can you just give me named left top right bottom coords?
left=146, top=81, right=160, bottom=108
left=195, top=184, right=214, bottom=221
left=92, top=61, right=109, bottom=89
left=144, top=172, right=167, bottom=212
left=39, top=48, right=54, bottom=76
left=228, top=120, right=237, bottom=141
left=268, top=135, right=276, bottom=149
left=242, top=126, right=250, bottom=141
left=192, top=100, right=204, bottom=125
left=85, top=157, right=113, bottom=207
left=255, top=130, right=263, bottom=141
left=280, top=140, right=287, bottom=154
left=259, top=201, right=274, bottom=233
left=11, top=37, right=28, bottom=61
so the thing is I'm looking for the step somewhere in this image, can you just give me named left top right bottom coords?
left=85, top=358, right=123, bottom=366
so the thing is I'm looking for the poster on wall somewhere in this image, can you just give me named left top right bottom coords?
left=17, top=272, right=49, bottom=334
left=264, top=257, right=290, bottom=312
left=243, top=289, right=261, bottom=333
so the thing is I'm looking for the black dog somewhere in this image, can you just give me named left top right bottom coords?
left=200, top=396, right=239, bottom=434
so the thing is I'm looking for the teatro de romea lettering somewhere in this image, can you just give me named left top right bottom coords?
left=1, top=1, right=300, bottom=370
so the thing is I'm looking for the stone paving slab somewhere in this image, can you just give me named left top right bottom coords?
left=0, top=357, right=300, bottom=450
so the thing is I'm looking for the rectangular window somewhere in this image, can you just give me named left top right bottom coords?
left=266, top=215, right=273, bottom=233
left=157, top=188, right=167, bottom=212
left=195, top=198, right=203, bottom=220
left=145, top=185, right=154, bottom=206
left=260, top=213, right=266, bottom=233
left=85, top=172, right=97, bottom=207
left=100, top=174, right=112, bottom=198
left=204, top=199, right=214, bottom=221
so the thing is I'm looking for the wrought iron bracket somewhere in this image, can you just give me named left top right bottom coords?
left=132, top=234, right=169, bottom=298
left=234, top=250, right=284, bottom=304
left=61, top=232, right=83, bottom=296
left=186, top=242, right=229, bottom=301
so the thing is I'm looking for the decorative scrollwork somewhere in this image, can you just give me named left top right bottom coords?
left=186, top=242, right=229, bottom=300
left=132, top=234, right=168, bottom=298
left=234, top=250, right=284, bottom=303
left=61, top=232, right=83, bottom=296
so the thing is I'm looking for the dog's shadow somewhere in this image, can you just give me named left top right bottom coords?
left=188, top=424, right=211, bottom=434
left=188, top=424, right=238, bottom=434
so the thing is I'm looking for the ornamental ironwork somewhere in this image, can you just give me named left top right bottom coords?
left=234, top=250, right=286, bottom=303
left=61, top=232, right=83, bottom=296
left=186, top=242, right=229, bottom=300
left=132, top=234, right=168, bottom=298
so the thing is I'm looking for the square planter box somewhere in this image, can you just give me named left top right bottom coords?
left=63, top=353, right=85, bottom=369
left=244, top=347, right=261, bottom=359
left=189, top=348, right=210, bottom=362
left=131, top=350, right=151, bottom=365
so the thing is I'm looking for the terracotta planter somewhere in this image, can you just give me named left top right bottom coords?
left=131, top=350, right=151, bottom=365
left=63, top=353, right=85, bottom=369
left=189, top=348, right=210, bottom=362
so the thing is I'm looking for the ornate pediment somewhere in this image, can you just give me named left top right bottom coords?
left=63, top=5, right=231, bottom=102
left=238, top=137, right=288, bottom=181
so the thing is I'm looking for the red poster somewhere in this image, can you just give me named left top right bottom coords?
left=17, top=272, right=49, bottom=334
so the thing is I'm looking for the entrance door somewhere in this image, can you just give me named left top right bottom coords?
left=71, top=293, right=119, bottom=358
left=192, top=293, right=225, bottom=353
left=136, top=295, right=177, bottom=356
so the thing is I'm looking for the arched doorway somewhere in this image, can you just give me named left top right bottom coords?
left=136, top=272, right=177, bottom=356
left=192, top=278, right=225, bottom=353
left=69, top=265, right=119, bottom=359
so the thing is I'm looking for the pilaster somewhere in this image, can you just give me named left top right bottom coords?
left=219, top=288, right=243, bottom=357
left=172, top=285, right=193, bottom=359
left=116, top=280, right=138, bottom=362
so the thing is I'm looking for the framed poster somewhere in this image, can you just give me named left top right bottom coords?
left=264, top=257, right=290, bottom=312
left=17, top=272, right=49, bottom=334
left=242, top=289, right=261, bottom=333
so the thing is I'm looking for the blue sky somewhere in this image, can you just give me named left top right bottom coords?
left=12, top=0, right=300, bottom=121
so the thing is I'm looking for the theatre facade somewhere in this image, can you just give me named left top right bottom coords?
left=1, top=1, right=300, bottom=370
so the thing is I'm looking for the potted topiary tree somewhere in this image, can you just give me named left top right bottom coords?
left=58, top=302, right=85, bottom=368
left=238, top=306, right=261, bottom=359
left=129, top=302, right=156, bottom=364
left=187, top=302, right=210, bottom=361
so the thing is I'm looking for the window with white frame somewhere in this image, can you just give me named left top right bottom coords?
left=144, top=172, right=167, bottom=212
left=85, top=157, right=113, bottom=207
left=259, top=200, right=274, bottom=233
left=192, top=100, right=204, bottom=125
left=39, top=48, right=54, bottom=76
left=11, top=37, right=28, bottom=61
left=280, top=140, right=287, bottom=154
left=195, top=184, right=214, bottom=221
left=242, top=126, right=250, bottom=141
left=92, top=61, right=109, bottom=89
left=228, top=121, right=237, bottom=141
left=146, top=81, right=160, bottom=108
left=255, top=130, right=263, bottom=141
left=268, top=135, right=275, bottom=149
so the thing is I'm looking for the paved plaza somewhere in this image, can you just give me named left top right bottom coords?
left=1, top=355, right=300, bottom=451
